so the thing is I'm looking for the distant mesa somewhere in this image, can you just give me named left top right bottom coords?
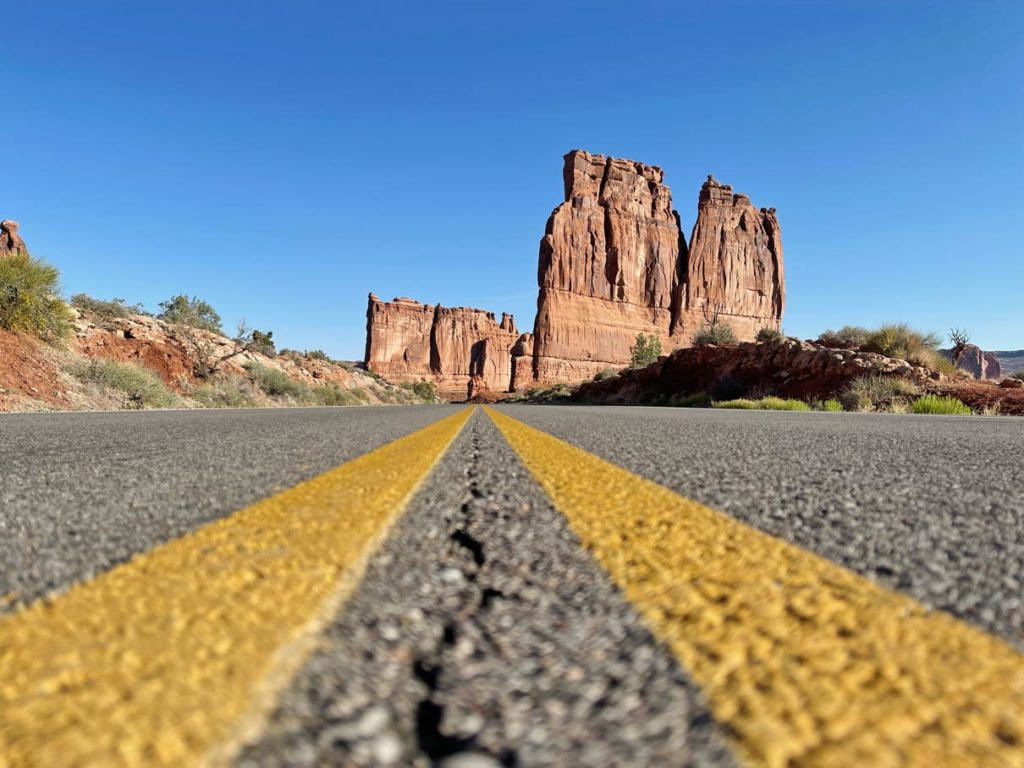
left=364, top=149, right=786, bottom=399
left=1, top=220, right=27, bottom=257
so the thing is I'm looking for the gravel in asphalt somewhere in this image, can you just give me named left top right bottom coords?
left=236, top=410, right=735, bottom=768
left=0, top=406, right=458, bottom=610
left=498, top=405, right=1024, bottom=648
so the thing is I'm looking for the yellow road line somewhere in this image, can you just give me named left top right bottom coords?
left=486, top=407, right=1024, bottom=767
left=0, top=407, right=472, bottom=768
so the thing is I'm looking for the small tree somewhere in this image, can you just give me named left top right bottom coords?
left=158, top=295, right=222, bottom=334
left=630, top=333, right=662, bottom=368
left=249, top=329, right=275, bottom=356
left=949, top=328, right=970, bottom=365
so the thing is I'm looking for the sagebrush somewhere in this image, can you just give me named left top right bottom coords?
left=692, top=322, right=736, bottom=347
left=0, top=254, right=74, bottom=342
left=68, top=358, right=180, bottom=409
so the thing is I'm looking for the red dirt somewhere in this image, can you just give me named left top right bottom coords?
left=75, top=330, right=195, bottom=390
left=931, top=380, right=1024, bottom=416
left=0, top=330, right=68, bottom=409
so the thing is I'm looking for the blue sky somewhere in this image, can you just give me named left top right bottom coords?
left=4, top=1, right=1022, bottom=357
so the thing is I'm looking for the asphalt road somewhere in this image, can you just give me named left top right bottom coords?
left=499, top=405, right=1024, bottom=649
left=1, top=404, right=1022, bottom=766
left=0, top=406, right=459, bottom=610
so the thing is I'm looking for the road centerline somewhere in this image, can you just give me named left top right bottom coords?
left=486, top=406, right=1024, bottom=767
left=0, top=407, right=472, bottom=768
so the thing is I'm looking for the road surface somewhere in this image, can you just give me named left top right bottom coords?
left=1, top=405, right=1021, bottom=767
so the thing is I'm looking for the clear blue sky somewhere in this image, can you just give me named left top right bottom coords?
left=5, top=1, right=1022, bottom=357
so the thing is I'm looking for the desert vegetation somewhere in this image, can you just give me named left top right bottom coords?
left=910, top=395, right=972, bottom=415
left=68, top=358, right=182, bottom=410
left=755, top=327, right=784, bottom=343
left=692, top=322, right=737, bottom=347
left=630, top=333, right=662, bottom=368
left=817, top=322, right=957, bottom=375
left=0, top=253, right=74, bottom=342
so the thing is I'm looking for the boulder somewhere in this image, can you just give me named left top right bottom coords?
left=943, top=345, right=1002, bottom=380
left=999, top=378, right=1023, bottom=389
left=1, top=220, right=27, bottom=257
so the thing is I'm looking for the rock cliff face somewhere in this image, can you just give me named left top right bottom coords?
left=671, top=176, right=784, bottom=344
left=530, top=150, right=683, bottom=384
left=365, top=294, right=519, bottom=398
left=1, top=220, right=27, bottom=257
left=530, top=151, right=784, bottom=385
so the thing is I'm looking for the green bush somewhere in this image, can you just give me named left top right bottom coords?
left=70, top=293, right=145, bottom=321
left=158, top=295, right=222, bottom=334
left=307, top=383, right=369, bottom=406
left=249, top=329, right=276, bottom=356
left=190, top=376, right=259, bottom=408
left=305, top=349, right=331, bottom=361
left=69, top=358, right=180, bottom=409
left=755, top=327, right=784, bottom=343
left=817, top=326, right=869, bottom=349
left=842, top=374, right=920, bottom=411
left=0, top=254, right=74, bottom=342
left=860, top=322, right=956, bottom=373
left=630, top=333, right=662, bottom=368
left=819, top=399, right=844, bottom=412
left=910, top=395, right=972, bottom=415
left=595, top=368, right=619, bottom=381
left=245, top=362, right=309, bottom=398
left=713, top=397, right=811, bottom=411
left=692, top=322, right=736, bottom=347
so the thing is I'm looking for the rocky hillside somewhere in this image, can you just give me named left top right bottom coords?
left=993, top=349, right=1024, bottom=377
left=1, top=306, right=435, bottom=413
left=569, top=337, right=1024, bottom=415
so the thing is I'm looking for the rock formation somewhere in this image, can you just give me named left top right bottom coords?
left=365, top=294, right=519, bottom=399
left=671, top=176, right=784, bottom=343
left=364, top=149, right=786, bottom=396
left=942, top=344, right=1002, bottom=380
left=529, top=151, right=784, bottom=386
left=1, top=220, right=27, bottom=257
left=530, top=151, right=683, bottom=384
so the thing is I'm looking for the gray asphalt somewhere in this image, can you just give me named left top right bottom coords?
left=3, top=403, right=1022, bottom=765
left=0, top=405, right=458, bottom=610
left=498, top=404, right=1024, bottom=649
left=237, top=410, right=734, bottom=767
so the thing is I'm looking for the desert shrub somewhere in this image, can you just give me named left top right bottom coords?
left=70, top=293, right=145, bottom=320
left=248, top=329, right=275, bottom=356
left=412, top=380, right=438, bottom=402
left=862, top=323, right=941, bottom=367
left=819, top=399, right=844, bottom=412
left=910, top=395, right=972, bottom=415
left=595, top=368, right=619, bottom=381
left=755, top=327, right=784, bottom=343
left=817, top=325, right=869, bottom=349
left=671, top=392, right=712, bottom=408
left=305, top=349, right=331, bottom=361
left=692, top=322, right=737, bottom=347
left=158, top=294, right=222, bottom=333
left=0, top=254, right=74, bottom=342
left=190, top=376, right=259, bottom=408
left=307, top=383, right=369, bottom=406
left=1012, top=370, right=1024, bottom=381
left=245, top=362, right=308, bottom=398
left=69, top=358, right=180, bottom=409
left=842, top=374, right=920, bottom=411
left=630, top=333, right=662, bottom=368
left=713, top=397, right=811, bottom=411
left=712, top=398, right=759, bottom=410
left=528, top=383, right=572, bottom=402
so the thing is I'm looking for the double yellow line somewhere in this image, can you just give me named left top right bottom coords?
left=1, top=406, right=1021, bottom=767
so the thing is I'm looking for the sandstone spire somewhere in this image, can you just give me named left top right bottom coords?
left=1, top=220, right=27, bottom=257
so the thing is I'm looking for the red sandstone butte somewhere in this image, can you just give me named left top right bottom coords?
left=364, top=294, right=519, bottom=399
left=530, top=151, right=785, bottom=386
left=364, top=149, right=786, bottom=396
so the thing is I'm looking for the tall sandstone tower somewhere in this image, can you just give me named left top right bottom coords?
left=364, top=149, right=786, bottom=397
left=530, top=150, right=784, bottom=385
